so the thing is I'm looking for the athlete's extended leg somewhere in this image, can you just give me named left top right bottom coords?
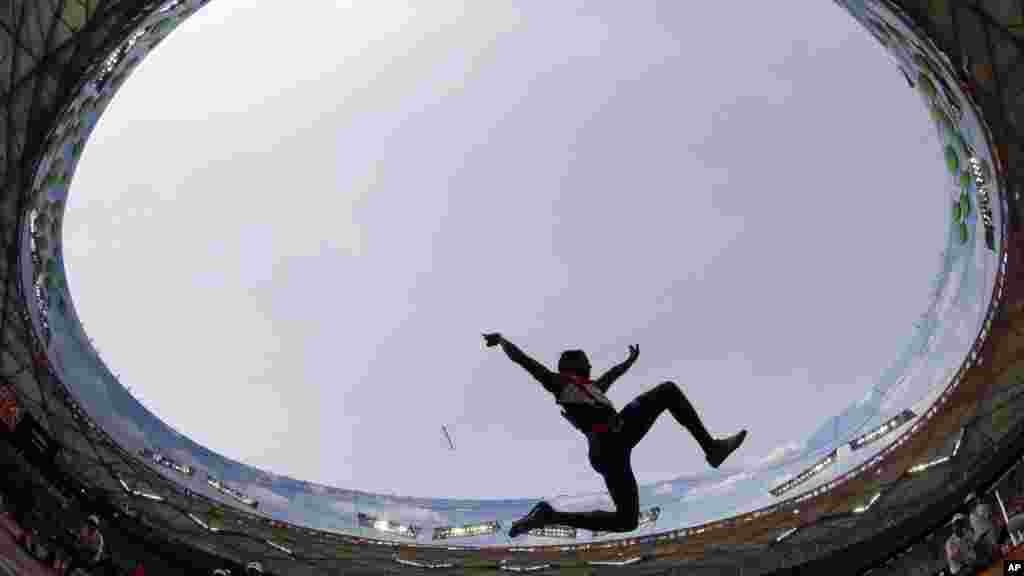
left=547, top=453, right=640, bottom=533
left=509, top=446, right=640, bottom=536
left=619, top=381, right=746, bottom=468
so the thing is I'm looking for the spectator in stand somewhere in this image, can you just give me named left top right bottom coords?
left=946, top=514, right=977, bottom=575
left=59, top=514, right=104, bottom=575
left=970, top=497, right=999, bottom=563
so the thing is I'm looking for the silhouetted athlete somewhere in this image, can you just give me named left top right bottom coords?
left=483, top=333, right=747, bottom=537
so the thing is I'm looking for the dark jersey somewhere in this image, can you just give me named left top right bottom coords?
left=499, top=340, right=623, bottom=434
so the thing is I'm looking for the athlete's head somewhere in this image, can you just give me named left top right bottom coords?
left=558, top=350, right=591, bottom=379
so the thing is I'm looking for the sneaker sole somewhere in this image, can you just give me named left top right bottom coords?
left=708, top=430, right=747, bottom=468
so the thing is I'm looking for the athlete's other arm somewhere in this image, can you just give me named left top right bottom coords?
left=483, top=333, right=559, bottom=396
left=593, top=344, right=639, bottom=394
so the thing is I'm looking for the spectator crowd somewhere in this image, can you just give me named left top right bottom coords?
left=944, top=488, right=1024, bottom=575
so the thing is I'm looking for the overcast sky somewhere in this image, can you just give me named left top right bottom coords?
left=63, top=1, right=946, bottom=500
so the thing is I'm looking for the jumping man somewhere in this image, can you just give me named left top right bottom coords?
left=483, top=333, right=747, bottom=537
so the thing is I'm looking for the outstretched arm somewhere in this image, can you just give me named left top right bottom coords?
left=484, top=333, right=559, bottom=395
left=593, top=344, right=639, bottom=394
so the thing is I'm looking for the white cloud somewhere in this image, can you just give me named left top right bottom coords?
left=857, top=382, right=879, bottom=407
left=938, top=271, right=961, bottom=317
left=682, top=472, right=751, bottom=503
left=329, top=500, right=356, bottom=515
left=752, top=441, right=803, bottom=468
left=881, top=375, right=913, bottom=414
left=389, top=505, right=447, bottom=525
left=328, top=499, right=447, bottom=526
left=551, top=492, right=614, bottom=512
left=736, top=493, right=777, bottom=515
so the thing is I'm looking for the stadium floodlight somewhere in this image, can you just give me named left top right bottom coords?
left=156, top=0, right=187, bottom=14
left=499, top=560, right=554, bottom=572
left=588, top=556, right=643, bottom=567
left=393, top=557, right=453, bottom=569
left=769, top=449, right=838, bottom=497
left=952, top=427, right=966, bottom=457
left=140, top=447, right=194, bottom=477
left=206, top=477, right=259, bottom=509
left=527, top=525, right=577, bottom=539
left=431, top=521, right=500, bottom=541
left=849, top=409, right=916, bottom=451
left=265, top=540, right=293, bottom=556
left=358, top=513, right=420, bottom=539
left=854, top=492, right=882, bottom=514
left=908, top=456, right=950, bottom=474
left=775, top=527, right=799, bottom=543
left=188, top=513, right=218, bottom=533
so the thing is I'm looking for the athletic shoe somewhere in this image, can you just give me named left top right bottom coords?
left=508, top=501, right=555, bottom=538
left=706, top=429, right=747, bottom=469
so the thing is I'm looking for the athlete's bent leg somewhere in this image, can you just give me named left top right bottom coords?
left=619, top=381, right=714, bottom=452
left=619, top=381, right=746, bottom=468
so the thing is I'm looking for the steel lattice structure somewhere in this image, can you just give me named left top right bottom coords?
left=0, top=1, right=1022, bottom=575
